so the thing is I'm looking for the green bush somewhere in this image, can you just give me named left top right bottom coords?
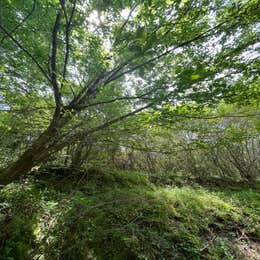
left=0, top=183, right=41, bottom=259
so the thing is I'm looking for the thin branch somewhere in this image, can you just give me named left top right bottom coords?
left=114, top=4, right=137, bottom=46
left=0, top=24, right=50, bottom=82
left=1, top=108, right=258, bottom=120
left=57, top=103, right=154, bottom=147
left=40, top=102, right=155, bottom=158
left=68, top=53, right=141, bottom=111
left=161, top=112, right=260, bottom=120
left=67, top=15, right=239, bottom=112
left=76, top=74, right=105, bottom=107
left=77, top=85, right=164, bottom=109
left=100, top=139, right=192, bottom=155
left=0, top=0, right=36, bottom=44
left=0, top=107, right=55, bottom=113
left=105, top=21, right=228, bottom=84
left=86, top=103, right=153, bottom=134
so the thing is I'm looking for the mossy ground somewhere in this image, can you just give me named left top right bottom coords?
left=0, top=168, right=259, bottom=259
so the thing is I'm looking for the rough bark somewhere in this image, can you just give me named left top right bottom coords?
left=0, top=116, right=69, bottom=185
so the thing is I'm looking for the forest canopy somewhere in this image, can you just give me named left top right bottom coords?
left=0, top=0, right=259, bottom=183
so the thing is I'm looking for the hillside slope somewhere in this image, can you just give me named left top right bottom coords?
left=0, top=169, right=259, bottom=259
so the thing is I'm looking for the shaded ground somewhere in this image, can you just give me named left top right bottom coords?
left=0, top=168, right=259, bottom=259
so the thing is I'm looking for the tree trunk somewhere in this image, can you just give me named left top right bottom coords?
left=0, top=119, right=66, bottom=185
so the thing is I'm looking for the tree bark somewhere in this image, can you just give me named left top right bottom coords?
left=0, top=118, right=67, bottom=185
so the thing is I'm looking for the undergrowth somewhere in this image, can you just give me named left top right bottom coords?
left=0, top=168, right=259, bottom=259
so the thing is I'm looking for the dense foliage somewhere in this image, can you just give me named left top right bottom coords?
left=0, top=0, right=259, bottom=183
left=0, top=0, right=259, bottom=259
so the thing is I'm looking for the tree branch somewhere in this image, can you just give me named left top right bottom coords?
left=60, top=0, right=76, bottom=86
left=160, top=112, right=260, bottom=120
left=76, top=84, right=165, bottom=109
left=49, top=12, right=62, bottom=112
left=57, top=103, right=154, bottom=148
left=0, top=0, right=37, bottom=44
left=105, top=21, right=228, bottom=84
left=114, top=4, right=137, bottom=46
left=0, top=24, right=50, bottom=82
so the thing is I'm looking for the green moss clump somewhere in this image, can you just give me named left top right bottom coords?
left=0, top=169, right=258, bottom=259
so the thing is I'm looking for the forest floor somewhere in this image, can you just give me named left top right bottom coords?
left=0, top=168, right=259, bottom=259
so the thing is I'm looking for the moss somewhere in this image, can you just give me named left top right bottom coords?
left=0, top=169, right=258, bottom=259
left=216, top=188, right=260, bottom=239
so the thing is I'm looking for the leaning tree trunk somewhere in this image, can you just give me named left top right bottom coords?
left=0, top=117, right=68, bottom=185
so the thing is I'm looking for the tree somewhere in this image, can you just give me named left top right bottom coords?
left=0, top=0, right=259, bottom=184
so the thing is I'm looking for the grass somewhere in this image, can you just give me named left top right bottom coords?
left=0, top=168, right=259, bottom=259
